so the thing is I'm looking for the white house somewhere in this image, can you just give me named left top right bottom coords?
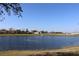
left=70, top=32, right=79, bottom=35
left=34, top=32, right=40, bottom=34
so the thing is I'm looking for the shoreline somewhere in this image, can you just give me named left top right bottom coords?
left=0, top=34, right=78, bottom=36
left=0, top=34, right=65, bottom=36
left=0, top=46, right=79, bottom=56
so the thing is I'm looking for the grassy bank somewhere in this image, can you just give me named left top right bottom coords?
left=0, top=34, right=66, bottom=36
left=0, top=46, right=79, bottom=56
left=0, top=34, right=78, bottom=36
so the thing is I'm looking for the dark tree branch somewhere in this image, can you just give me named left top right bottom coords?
left=0, top=3, right=23, bottom=18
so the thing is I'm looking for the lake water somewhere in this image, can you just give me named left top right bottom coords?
left=0, top=36, right=79, bottom=50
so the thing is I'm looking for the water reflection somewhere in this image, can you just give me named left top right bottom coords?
left=0, top=36, right=78, bottom=50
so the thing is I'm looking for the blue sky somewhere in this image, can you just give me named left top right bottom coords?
left=0, top=3, right=79, bottom=32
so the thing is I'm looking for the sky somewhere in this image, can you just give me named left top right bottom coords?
left=0, top=3, right=79, bottom=32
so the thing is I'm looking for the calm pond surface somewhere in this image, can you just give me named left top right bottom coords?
left=0, top=36, right=79, bottom=50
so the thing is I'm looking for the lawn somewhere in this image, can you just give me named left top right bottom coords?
left=0, top=34, right=65, bottom=36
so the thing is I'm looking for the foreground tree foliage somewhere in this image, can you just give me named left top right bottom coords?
left=0, top=3, right=23, bottom=20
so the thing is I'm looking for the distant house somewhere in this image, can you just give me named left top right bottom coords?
left=65, top=32, right=79, bottom=35
left=65, top=33, right=71, bottom=35
left=0, top=29, right=8, bottom=34
left=70, top=32, right=79, bottom=35
left=31, top=30, right=40, bottom=34
left=34, top=32, right=40, bottom=34
left=8, top=28, right=16, bottom=34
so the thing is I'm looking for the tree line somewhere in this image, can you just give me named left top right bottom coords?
left=0, top=28, right=48, bottom=34
left=0, top=28, right=64, bottom=34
